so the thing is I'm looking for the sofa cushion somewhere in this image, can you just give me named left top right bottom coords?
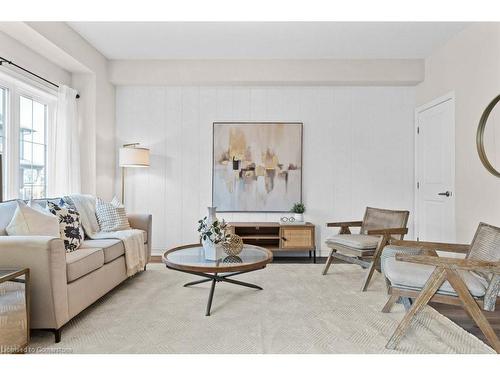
left=384, top=256, right=487, bottom=297
left=6, top=200, right=59, bottom=237
left=96, top=197, right=131, bottom=232
left=80, top=239, right=125, bottom=264
left=48, top=201, right=84, bottom=252
left=325, top=234, right=380, bottom=250
left=66, top=247, right=104, bottom=282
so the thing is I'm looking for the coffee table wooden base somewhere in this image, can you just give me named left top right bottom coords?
left=167, top=266, right=264, bottom=316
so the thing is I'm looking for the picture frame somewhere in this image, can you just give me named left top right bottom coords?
left=212, top=122, right=303, bottom=212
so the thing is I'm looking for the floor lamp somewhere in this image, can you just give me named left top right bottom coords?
left=119, top=143, right=150, bottom=204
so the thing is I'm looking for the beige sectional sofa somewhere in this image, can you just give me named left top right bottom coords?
left=0, top=198, right=152, bottom=342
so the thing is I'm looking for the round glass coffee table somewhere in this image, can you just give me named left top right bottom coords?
left=163, top=244, right=273, bottom=316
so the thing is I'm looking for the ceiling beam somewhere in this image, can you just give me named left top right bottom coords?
left=109, top=59, right=424, bottom=86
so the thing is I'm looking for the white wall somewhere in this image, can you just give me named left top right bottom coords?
left=116, top=86, right=416, bottom=255
left=25, top=22, right=116, bottom=200
left=416, top=23, right=500, bottom=243
left=0, top=31, right=71, bottom=87
left=0, top=22, right=116, bottom=200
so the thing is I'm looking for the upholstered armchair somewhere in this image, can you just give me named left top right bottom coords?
left=381, top=222, right=500, bottom=353
left=323, top=207, right=409, bottom=291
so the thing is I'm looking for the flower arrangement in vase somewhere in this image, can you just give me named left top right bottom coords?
left=197, top=207, right=230, bottom=260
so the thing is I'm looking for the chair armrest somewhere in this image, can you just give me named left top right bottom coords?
left=395, top=253, right=500, bottom=273
left=0, top=236, right=69, bottom=329
left=389, top=239, right=470, bottom=254
left=326, top=221, right=363, bottom=227
left=127, top=213, right=152, bottom=262
left=367, top=227, right=408, bottom=236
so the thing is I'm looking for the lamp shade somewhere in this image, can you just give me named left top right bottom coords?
left=119, top=146, right=150, bottom=167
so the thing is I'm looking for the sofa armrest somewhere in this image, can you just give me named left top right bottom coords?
left=127, top=214, right=152, bottom=262
left=0, top=236, right=69, bottom=329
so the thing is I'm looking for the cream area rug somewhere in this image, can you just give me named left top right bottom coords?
left=30, top=263, right=494, bottom=354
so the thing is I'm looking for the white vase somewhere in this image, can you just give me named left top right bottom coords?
left=207, top=206, right=217, bottom=225
left=202, top=238, right=222, bottom=261
left=294, top=213, right=304, bottom=222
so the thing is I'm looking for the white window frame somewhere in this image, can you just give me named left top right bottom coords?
left=0, top=70, right=56, bottom=200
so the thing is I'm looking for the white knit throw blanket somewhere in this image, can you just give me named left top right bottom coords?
left=68, top=194, right=146, bottom=277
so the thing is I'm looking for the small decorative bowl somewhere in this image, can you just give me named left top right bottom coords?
left=222, top=234, right=244, bottom=256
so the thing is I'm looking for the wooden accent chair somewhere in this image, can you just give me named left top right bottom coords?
left=381, top=222, right=500, bottom=353
left=323, top=207, right=410, bottom=291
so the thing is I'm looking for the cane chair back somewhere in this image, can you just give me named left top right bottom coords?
left=360, top=207, right=410, bottom=240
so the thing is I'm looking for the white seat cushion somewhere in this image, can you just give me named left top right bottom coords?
left=384, top=257, right=487, bottom=297
left=66, top=247, right=104, bottom=282
left=325, top=234, right=380, bottom=250
left=80, top=239, right=125, bottom=264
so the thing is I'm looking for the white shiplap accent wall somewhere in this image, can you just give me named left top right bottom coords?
left=116, top=86, right=416, bottom=256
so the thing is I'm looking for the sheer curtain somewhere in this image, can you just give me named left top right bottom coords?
left=47, top=85, right=81, bottom=197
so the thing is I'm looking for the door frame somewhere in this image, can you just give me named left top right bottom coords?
left=414, top=91, right=456, bottom=242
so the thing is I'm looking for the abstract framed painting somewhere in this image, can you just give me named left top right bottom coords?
left=212, top=122, right=303, bottom=212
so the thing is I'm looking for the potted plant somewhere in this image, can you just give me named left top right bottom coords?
left=197, top=216, right=230, bottom=260
left=291, top=202, right=305, bottom=222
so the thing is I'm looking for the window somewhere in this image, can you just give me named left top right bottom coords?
left=19, top=96, right=48, bottom=199
left=0, top=71, right=55, bottom=200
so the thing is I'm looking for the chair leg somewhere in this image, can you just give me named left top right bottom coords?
left=322, top=249, right=336, bottom=275
left=382, top=294, right=399, bottom=313
left=361, top=237, right=387, bottom=291
left=445, top=269, right=500, bottom=353
left=386, top=267, right=446, bottom=350
left=53, top=328, right=62, bottom=343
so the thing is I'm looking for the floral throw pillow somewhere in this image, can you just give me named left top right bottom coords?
left=47, top=200, right=84, bottom=253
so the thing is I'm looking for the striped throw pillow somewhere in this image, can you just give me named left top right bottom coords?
left=95, top=196, right=131, bottom=232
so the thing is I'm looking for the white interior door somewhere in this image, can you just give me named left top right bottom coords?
left=415, top=94, right=455, bottom=242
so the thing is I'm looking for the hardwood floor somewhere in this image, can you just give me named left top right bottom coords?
left=150, top=254, right=500, bottom=346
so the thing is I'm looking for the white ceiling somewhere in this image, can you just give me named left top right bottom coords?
left=67, top=22, right=469, bottom=60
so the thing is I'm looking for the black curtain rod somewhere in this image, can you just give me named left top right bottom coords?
left=0, top=56, right=80, bottom=99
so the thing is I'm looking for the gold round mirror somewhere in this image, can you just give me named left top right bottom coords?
left=477, top=94, right=500, bottom=178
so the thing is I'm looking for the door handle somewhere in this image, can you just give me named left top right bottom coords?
left=438, top=191, right=452, bottom=197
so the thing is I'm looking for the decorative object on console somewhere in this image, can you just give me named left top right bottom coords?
left=119, top=143, right=150, bottom=204
left=47, top=200, right=84, bottom=252
left=95, top=196, right=131, bottom=232
left=222, top=233, right=244, bottom=256
left=197, top=207, right=229, bottom=261
left=212, top=122, right=303, bottom=212
left=291, top=202, right=305, bottom=222
left=6, top=200, right=59, bottom=237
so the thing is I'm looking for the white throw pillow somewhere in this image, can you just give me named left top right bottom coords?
left=95, top=196, right=131, bottom=232
left=6, top=200, right=60, bottom=237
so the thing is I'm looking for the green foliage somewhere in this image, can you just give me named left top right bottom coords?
left=291, top=202, right=305, bottom=214
left=197, top=217, right=230, bottom=244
